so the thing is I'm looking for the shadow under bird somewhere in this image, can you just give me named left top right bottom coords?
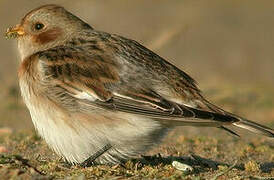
left=5, top=4, right=274, bottom=166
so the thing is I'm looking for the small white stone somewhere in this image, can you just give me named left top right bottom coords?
left=172, top=161, right=194, bottom=173
left=0, top=146, right=8, bottom=153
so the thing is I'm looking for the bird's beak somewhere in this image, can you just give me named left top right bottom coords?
left=5, top=24, right=25, bottom=39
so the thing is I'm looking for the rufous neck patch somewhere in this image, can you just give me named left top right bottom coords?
left=33, top=27, right=62, bottom=45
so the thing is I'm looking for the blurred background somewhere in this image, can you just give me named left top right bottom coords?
left=0, top=0, right=273, bottom=132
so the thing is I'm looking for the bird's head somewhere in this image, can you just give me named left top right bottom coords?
left=5, top=4, right=92, bottom=60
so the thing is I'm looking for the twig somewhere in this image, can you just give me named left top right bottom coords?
left=148, top=26, right=187, bottom=51
left=81, top=143, right=112, bottom=167
left=210, top=160, right=238, bottom=180
left=13, top=155, right=46, bottom=175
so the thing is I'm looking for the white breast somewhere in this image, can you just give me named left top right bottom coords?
left=18, top=78, right=106, bottom=164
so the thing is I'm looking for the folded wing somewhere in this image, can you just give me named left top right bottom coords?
left=33, top=37, right=274, bottom=138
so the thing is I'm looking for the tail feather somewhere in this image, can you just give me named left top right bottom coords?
left=201, top=99, right=274, bottom=138
left=159, top=103, right=274, bottom=138
left=233, top=118, right=274, bottom=138
left=219, top=126, right=240, bottom=137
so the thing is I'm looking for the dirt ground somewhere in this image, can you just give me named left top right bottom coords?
left=0, top=0, right=273, bottom=179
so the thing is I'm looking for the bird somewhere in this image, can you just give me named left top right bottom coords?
left=5, top=4, right=273, bottom=166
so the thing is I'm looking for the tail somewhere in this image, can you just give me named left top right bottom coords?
left=157, top=103, right=274, bottom=138
left=199, top=99, right=274, bottom=138
left=232, top=118, right=274, bottom=138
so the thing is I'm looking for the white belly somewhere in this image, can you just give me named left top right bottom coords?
left=19, top=79, right=166, bottom=164
left=19, top=79, right=104, bottom=163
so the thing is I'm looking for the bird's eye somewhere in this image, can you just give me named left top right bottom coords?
left=34, top=23, right=44, bottom=30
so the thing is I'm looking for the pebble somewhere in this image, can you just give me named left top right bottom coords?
left=0, top=127, right=12, bottom=134
left=0, top=146, right=8, bottom=153
left=172, top=161, right=194, bottom=173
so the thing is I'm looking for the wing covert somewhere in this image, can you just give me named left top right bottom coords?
left=32, top=39, right=238, bottom=127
